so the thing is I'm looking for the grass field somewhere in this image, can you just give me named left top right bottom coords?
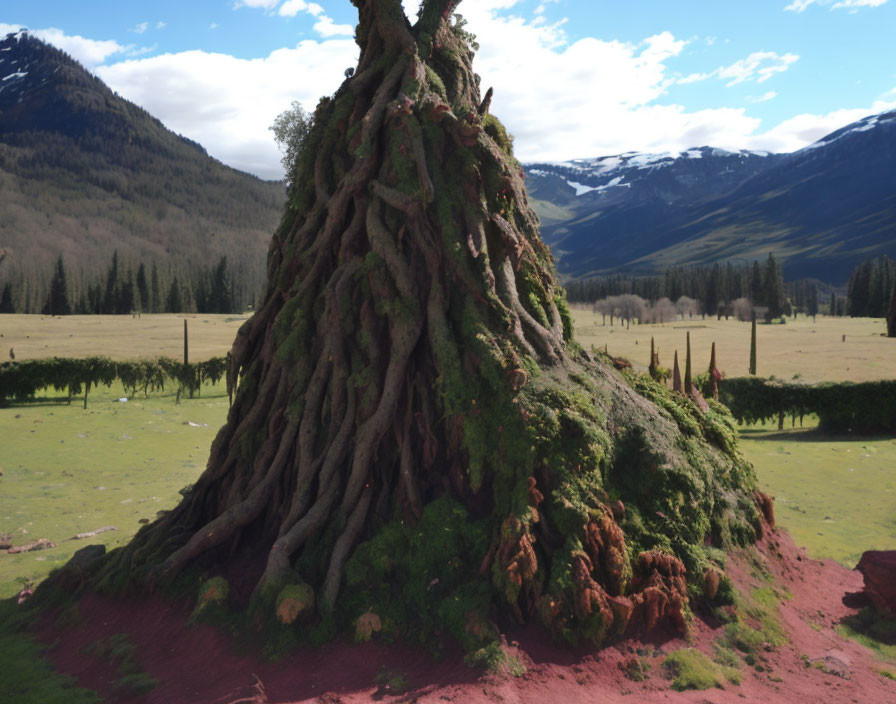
left=0, top=312, right=894, bottom=600
left=571, top=307, right=895, bottom=384
left=0, top=384, right=227, bottom=598
left=739, top=420, right=896, bottom=567
left=0, top=313, right=249, bottom=361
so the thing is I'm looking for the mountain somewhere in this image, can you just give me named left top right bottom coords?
left=0, top=31, right=285, bottom=310
left=526, top=110, right=896, bottom=284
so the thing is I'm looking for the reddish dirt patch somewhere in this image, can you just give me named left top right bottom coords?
left=36, top=529, right=896, bottom=703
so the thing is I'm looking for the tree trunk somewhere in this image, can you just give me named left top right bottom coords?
left=87, top=0, right=763, bottom=648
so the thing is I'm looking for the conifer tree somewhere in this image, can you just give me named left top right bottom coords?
left=673, top=350, right=682, bottom=392
left=684, top=332, right=692, bottom=395
left=749, top=314, right=757, bottom=375
left=165, top=277, right=183, bottom=313
left=708, top=342, right=720, bottom=400
left=42, top=255, right=71, bottom=316
left=887, top=280, right=896, bottom=338
left=0, top=282, right=14, bottom=313
left=136, top=262, right=150, bottom=313
left=763, top=253, right=786, bottom=320
left=151, top=262, right=161, bottom=314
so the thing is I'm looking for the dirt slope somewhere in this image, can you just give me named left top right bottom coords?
left=38, top=528, right=896, bottom=703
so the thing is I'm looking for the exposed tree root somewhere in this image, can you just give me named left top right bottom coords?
left=79, top=0, right=765, bottom=651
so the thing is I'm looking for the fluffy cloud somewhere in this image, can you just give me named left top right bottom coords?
left=0, top=23, right=126, bottom=68
left=132, top=22, right=149, bottom=35
left=278, top=0, right=325, bottom=17
left=12, top=4, right=894, bottom=179
left=742, top=99, right=896, bottom=152
left=96, top=40, right=357, bottom=179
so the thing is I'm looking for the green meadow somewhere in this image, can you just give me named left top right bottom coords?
left=0, top=383, right=227, bottom=598
left=739, top=420, right=896, bottom=567
left=0, top=312, right=894, bottom=600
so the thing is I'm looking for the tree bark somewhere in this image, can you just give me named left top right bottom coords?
left=86, top=0, right=764, bottom=648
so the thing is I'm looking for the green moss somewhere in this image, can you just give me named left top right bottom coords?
left=343, top=495, right=492, bottom=651
left=663, top=648, right=738, bottom=691
left=481, top=114, right=514, bottom=157
left=0, top=600, right=101, bottom=704
left=555, top=293, right=574, bottom=341
left=424, top=64, right=447, bottom=98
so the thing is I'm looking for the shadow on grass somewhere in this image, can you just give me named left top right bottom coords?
left=1, top=388, right=229, bottom=409
left=739, top=425, right=896, bottom=444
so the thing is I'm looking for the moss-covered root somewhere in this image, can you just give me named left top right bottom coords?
left=77, top=0, right=765, bottom=654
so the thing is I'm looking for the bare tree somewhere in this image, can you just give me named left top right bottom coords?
left=730, top=297, right=754, bottom=322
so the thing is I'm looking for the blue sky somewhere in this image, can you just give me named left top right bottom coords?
left=3, top=0, right=895, bottom=179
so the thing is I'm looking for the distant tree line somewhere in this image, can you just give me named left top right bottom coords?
left=1, top=251, right=238, bottom=315
left=846, top=255, right=895, bottom=318
left=566, top=254, right=812, bottom=318
left=566, top=254, right=811, bottom=320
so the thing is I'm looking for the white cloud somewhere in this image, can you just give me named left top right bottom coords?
left=0, top=23, right=126, bottom=68
left=10, top=5, right=892, bottom=181
left=720, top=51, right=799, bottom=85
left=312, top=17, right=354, bottom=37
left=209, top=22, right=219, bottom=30
left=96, top=40, right=358, bottom=180
left=748, top=91, right=778, bottom=103
left=235, top=0, right=280, bottom=9
left=744, top=98, right=896, bottom=151
left=279, top=0, right=325, bottom=17
left=679, top=51, right=799, bottom=86
left=785, top=0, right=887, bottom=11
left=784, top=0, right=816, bottom=11
left=156, top=21, right=167, bottom=30
left=831, top=0, right=888, bottom=8
left=132, top=22, right=149, bottom=35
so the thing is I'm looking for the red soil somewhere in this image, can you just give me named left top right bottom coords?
left=38, top=528, right=896, bottom=704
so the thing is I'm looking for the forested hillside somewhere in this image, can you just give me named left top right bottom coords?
left=0, top=31, right=285, bottom=312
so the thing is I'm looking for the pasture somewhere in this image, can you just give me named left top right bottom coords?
left=571, top=307, right=895, bottom=384
left=0, top=313, right=249, bottom=362
left=0, top=312, right=894, bottom=599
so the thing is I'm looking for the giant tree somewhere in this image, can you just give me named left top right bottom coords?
left=82, top=0, right=764, bottom=648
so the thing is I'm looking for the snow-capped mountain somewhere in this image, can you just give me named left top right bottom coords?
left=525, top=109, right=896, bottom=283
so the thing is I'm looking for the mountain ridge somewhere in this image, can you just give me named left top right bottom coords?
left=526, top=109, right=896, bottom=284
left=0, top=31, right=285, bottom=311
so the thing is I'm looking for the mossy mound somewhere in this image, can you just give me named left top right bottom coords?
left=341, top=352, right=761, bottom=648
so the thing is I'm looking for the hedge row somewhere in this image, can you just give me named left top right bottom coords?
left=716, top=376, right=896, bottom=433
left=0, top=355, right=229, bottom=408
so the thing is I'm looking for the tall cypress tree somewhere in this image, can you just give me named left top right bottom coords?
left=0, top=282, right=14, bottom=313
left=150, top=262, right=161, bottom=314
left=136, top=262, right=150, bottom=313
left=887, top=281, right=896, bottom=338
left=103, top=250, right=120, bottom=314
left=763, top=253, right=785, bottom=320
left=749, top=314, right=757, bottom=375
left=166, top=277, right=183, bottom=313
left=42, top=255, right=71, bottom=316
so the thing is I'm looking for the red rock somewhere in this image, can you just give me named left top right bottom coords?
left=856, top=550, right=896, bottom=614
